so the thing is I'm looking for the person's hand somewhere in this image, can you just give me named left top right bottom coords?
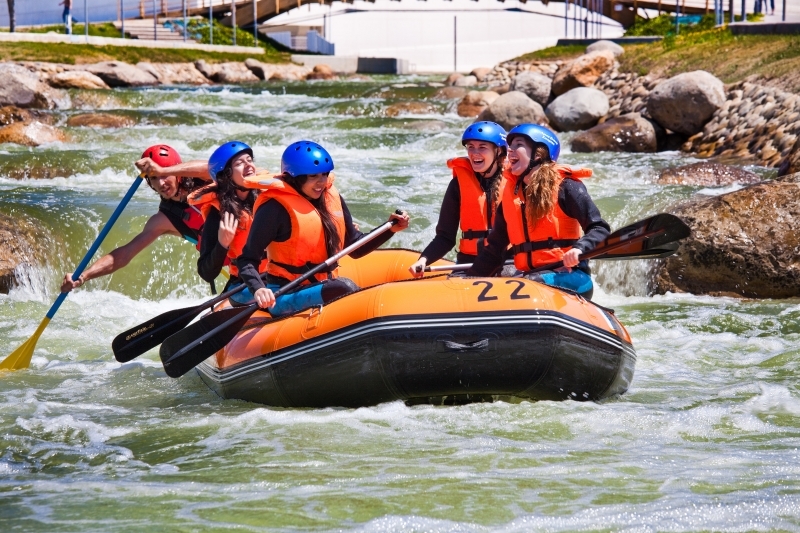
left=135, top=157, right=166, bottom=178
left=254, top=287, right=276, bottom=309
left=218, top=211, right=237, bottom=249
left=562, top=247, right=582, bottom=269
left=61, top=273, right=84, bottom=293
left=409, top=257, right=427, bottom=278
left=389, top=210, right=409, bottom=233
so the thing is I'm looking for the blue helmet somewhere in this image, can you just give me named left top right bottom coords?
left=506, top=124, right=560, bottom=162
left=461, top=121, right=507, bottom=148
left=281, top=141, right=334, bottom=177
left=208, top=141, right=253, bottom=182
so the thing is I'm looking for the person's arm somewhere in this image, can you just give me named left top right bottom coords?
left=341, top=198, right=408, bottom=259
left=559, top=179, right=611, bottom=256
left=196, top=208, right=231, bottom=283
left=60, top=211, right=180, bottom=292
left=464, top=203, right=510, bottom=277
left=421, top=179, right=461, bottom=263
left=135, top=158, right=212, bottom=181
left=236, top=199, right=289, bottom=294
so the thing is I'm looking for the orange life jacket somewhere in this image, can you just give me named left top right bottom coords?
left=248, top=172, right=347, bottom=284
left=503, top=164, right=592, bottom=271
left=448, top=157, right=508, bottom=256
left=188, top=187, right=267, bottom=278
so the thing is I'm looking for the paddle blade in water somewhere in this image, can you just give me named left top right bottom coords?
left=112, top=305, right=204, bottom=363
left=160, top=305, right=257, bottom=378
left=0, top=318, right=50, bottom=371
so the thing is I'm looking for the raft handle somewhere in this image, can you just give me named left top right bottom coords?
left=440, top=339, right=490, bottom=352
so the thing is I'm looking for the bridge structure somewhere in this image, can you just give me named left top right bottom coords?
left=149, top=0, right=711, bottom=31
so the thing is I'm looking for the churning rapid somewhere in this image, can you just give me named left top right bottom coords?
left=1, top=79, right=798, bottom=531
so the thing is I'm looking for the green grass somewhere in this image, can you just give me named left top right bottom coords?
left=512, top=45, right=587, bottom=62
left=0, top=21, right=290, bottom=65
left=625, top=13, right=764, bottom=37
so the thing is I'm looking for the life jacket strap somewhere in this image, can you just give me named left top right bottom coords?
left=511, top=238, right=578, bottom=254
left=461, top=229, right=490, bottom=240
left=270, top=259, right=337, bottom=275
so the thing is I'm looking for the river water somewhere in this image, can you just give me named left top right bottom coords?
left=1, top=79, right=798, bottom=531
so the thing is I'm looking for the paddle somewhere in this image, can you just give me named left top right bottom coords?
left=159, top=216, right=401, bottom=378
left=112, top=270, right=267, bottom=363
left=0, top=176, right=145, bottom=372
left=424, top=213, right=690, bottom=273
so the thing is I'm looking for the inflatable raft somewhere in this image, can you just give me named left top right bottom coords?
left=195, top=249, right=636, bottom=407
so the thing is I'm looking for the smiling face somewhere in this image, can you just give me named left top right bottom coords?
left=146, top=174, right=181, bottom=200
left=507, top=136, right=536, bottom=177
left=229, top=152, right=255, bottom=187
left=465, top=140, right=500, bottom=174
left=300, top=173, right=330, bottom=200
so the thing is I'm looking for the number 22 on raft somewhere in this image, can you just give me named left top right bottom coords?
left=468, top=280, right=535, bottom=303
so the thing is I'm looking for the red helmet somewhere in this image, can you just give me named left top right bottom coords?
left=141, top=144, right=182, bottom=167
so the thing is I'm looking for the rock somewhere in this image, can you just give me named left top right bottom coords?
left=646, top=71, right=725, bottom=136
left=510, top=71, right=552, bottom=107
left=778, top=137, right=800, bottom=177
left=0, top=63, right=69, bottom=109
left=135, top=62, right=208, bottom=85
left=571, top=112, right=657, bottom=153
left=651, top=172, right=800, bottom=298
left=215, top=62, right=260, bottom=84
left=399, top=120, right=447, bottom=132
left=48, top=70, right=110, bottom=90
left=385, top=101, right=436, bottom=117
left=545, top=87, right=609, bottom=131
left=433, top=86, right=468, bottom=100
left=306, top=64, right=337, bottom=80
left=454, top=75, right=478, bottom=87
left=657, top=162, right=761, bottom=186
left=445, top=72, right=464, bottom=86
left=80, top=61, right=159, bottom=87
left=0, top=105, right=34, bottom=126
left=0, top=213, right=48, bottom=294
left=476, top=91, right=547, bottom=130
left=457, top=90, right=500, bottom=117
left=66, top=113, right=135, bottom=128
left=586, top=40, right=624, bottom=57
left=470, top=67, right=492, bottom=82
left=0, top=121, right=66, bottom=146
left=243, top=59, right=310, bottom=81
left=551, top=50, right=615, bottom=96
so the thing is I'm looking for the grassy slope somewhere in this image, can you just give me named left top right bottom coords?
left=2, top=22, right=290, bottom=64
left=513, top=29, right=800, bottom=93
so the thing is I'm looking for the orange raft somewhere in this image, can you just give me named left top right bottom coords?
left=196, top=249, right=636, bottom=407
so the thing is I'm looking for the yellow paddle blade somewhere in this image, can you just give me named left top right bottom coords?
left=0, top=317, right=50, bottom=371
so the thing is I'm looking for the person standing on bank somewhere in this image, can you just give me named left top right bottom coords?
left=463, top=124, right=610, bottom=299
left=236, top=141, right=409, bottom=316
left=61, top=145, right=209, bottom=293
left=188, top=141, right=268, bottom=293
left=409, top=121, right=509, bottom=277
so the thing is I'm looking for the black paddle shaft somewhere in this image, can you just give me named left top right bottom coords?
left=160, top=215, right=402, bottom=378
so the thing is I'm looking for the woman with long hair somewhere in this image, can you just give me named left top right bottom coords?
left=408, top=121, right=508, bottom=277
left=464, top=124, right=610, bottom=299
left=236, top=141, right=409, bottom=316
left=189, top=141, right=268, bottom=293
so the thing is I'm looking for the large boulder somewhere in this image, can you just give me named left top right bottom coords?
left=470, top=67, right=492, bottom=82
left=657, top=162, right=761, bottom=186
left=135, top=62, right=208, bottom=85
left=48, top=70, right=110, bottom=90
left=0, top=63, right=69, bottom=109
left=66, top=113, right=135, bottom=129
left=571, top=112, right=657, bottom=153
left=0, top=213, right=48, bottom=294
left=646, top=71, right=725, bottom=136
left=385, top=101, right=436, bottom=117
left=586, top=40, right=624, bottom=57
left=510, top=71, right=552, bottom=107
left=476, top=91, right=547, bottom=130
left=306, top=64, right=337, bottom=80
left=0, top=121, right=66, bottom=146
left=242, top=59, right=310, bottom=81
left=445, top=72, right=464, bottom=86
left=433, top=86, right=468, bottom=100
left=80, top=61, right=159, bottom=87
left=454, top=75, right=478, bottom=87
left=551, top=50, right=615, bottom=96
left=651, top=172, right=800, bottom=298
left=456, top=90, right=500, bottom=117
left=545, top=87, right=609, bottom=131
